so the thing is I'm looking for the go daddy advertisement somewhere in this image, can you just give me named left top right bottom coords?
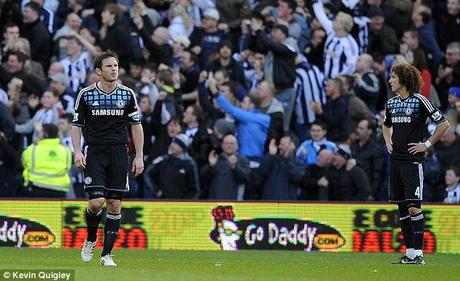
left=0, top=200, right=459, bottom=253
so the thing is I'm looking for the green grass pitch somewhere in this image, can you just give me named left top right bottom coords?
left=0, top=249, right=459, bottom=281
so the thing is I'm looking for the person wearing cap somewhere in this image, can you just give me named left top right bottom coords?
left=204, top=40, right=245, bottom=86
left=366, top=5, right=399, bottom=58
left=144, top=133, right=200, bottom=199
left=49, top=73, right=75, bottom=113
left=322, top=144, right=371, bottom=201
left=249, top=17, right=297, bottom=133
left=190, top=8, right=228, bottom=67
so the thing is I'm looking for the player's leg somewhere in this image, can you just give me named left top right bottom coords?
left=408, top=202, right=425, bottom=264
left=81, top=194, right=105, bottom=262
left=99, top=145, right=129, bottom=266
left=81, top=145, right=108, bottom=262
left=100, top=195, right=122, bottom=266
left=86, top=196, right=105, bottom=242
left=403, top=162, right=425, bottom=265
left=390, top=160, right=416, bottom=264
left=397, top=202, right=415, bottom=262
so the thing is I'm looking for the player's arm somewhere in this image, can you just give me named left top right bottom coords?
left=71, top=91, right=87, bottom=168
left=409, top=95, right=450, bottom=154
left=131, top=124, right=144, bottom=177
left=427, top=120, right=450, bottom=145
left=382, top=105, right=393, bottom=153
left=127, top=91, right=144, bottom=176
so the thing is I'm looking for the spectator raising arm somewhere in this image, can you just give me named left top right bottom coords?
left=312, top=0, right=333, bottom=35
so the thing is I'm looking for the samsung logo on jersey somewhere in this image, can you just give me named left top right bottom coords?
left=392, top=116, right=411, bottom=123
left=92, top=109, right=124, bottom=116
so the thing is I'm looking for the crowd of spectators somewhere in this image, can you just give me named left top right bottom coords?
left=0, top=0, right=459, bottom=202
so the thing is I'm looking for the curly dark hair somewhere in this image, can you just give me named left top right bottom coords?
left=392, top=64, right=424, bottom=94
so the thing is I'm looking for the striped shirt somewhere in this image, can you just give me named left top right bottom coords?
left=323, top=34, right=359, bottom=79
left=294, top=61, right=326, bottom=124
left=60, top=51, right=92, bottom=95
left=444, top=184, right=460, bottom=204
left=312, top=1, right=359, bottom=79
left=353, top=16, right=369, bottom=54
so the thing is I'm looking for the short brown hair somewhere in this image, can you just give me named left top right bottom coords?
left=104, top=3, right=123, bottom=22
left=94, top=50, right=119, bottom=70
left=157, top=69, right=174, bottom=86
left=392, top=64, right=424, bottom=94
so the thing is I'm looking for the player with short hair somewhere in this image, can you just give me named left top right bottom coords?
left=71, top=50, right=144, bottom=266
left=383, top=64, right=449, bottom=265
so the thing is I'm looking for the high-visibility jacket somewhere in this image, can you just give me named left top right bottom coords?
left=22, top=138, right=72, bottom=192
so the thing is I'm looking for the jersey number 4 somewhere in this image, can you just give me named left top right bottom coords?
left=415, top=186, right=421, bottom=198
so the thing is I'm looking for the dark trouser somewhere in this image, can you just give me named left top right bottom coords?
left=275, top=88, right=296, bottom=132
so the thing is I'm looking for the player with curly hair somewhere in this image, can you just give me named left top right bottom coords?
left=383, top=64, right=449, bottom=265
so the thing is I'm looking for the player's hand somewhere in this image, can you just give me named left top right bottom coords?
left=75, top=151, right=86, bottom=169
left=385, top=140, right=393, bottom=154
left=408, top=142, right=427, bottom=154
left=132, top=155, right=144, bottom=177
